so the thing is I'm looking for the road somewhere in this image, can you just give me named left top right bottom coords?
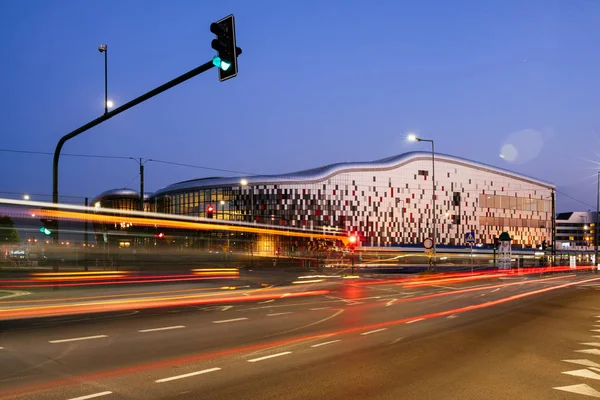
left=1, top=271, right=600, bottom=399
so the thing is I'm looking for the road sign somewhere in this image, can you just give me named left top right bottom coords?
left=423, top=237, right=434, bottom=250
left=465, top=232, right=475, bottom=243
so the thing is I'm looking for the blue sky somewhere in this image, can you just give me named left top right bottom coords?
left=0, top=0, right=599, bottom=211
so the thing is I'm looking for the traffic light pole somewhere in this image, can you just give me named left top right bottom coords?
left=52, top=60, right=216, bottom=238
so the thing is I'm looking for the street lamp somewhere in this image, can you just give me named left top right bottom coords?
left=94, top=201, right=101, bottom=209
left=23, top=194, right=30, bottom=200
left=98, top=44, right=109, bottom=115
left=407, top=133, right=437, bottom=268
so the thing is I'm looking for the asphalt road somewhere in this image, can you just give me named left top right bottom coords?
left=1, top=272, right=600, bottom=399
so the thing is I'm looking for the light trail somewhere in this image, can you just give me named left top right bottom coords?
left=1, top=275, right=597, bottom=400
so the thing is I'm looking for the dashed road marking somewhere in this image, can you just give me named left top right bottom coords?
left=258, top=300, right=274, bottom=304
left=386, top=299, right=397, bottom=307
left=562, top=368, right=600, bottom=381
left=311, top=340, right=341, bottom=348
left=554, top=384, right=600, bottom=398
left=310, top=307, right=330, bottom=311
left=49, top=335, right=108, bottom=344
left=391, top=337, right=405, bottom=344
left=581, top=343, right=600, bottom=347
left=446, top=315, right=457, bottom=319
left=563, top=359, right=600, bottom=368
left=247, top=352, right=291, bottom=363
left=155, top=367, right=221, bottom=383
left=139, top=325, right=185, bottom=333
left=361, top=328, right=387, bottom=336
left=576, top=349, right=600, bottom=356
left=212, top=318, right=248, bottom=324
left=67, top=392, right=113, bottom=400
left=406, top=318, right=424, bottom=324
left=267, top=312, right=293, bottom=317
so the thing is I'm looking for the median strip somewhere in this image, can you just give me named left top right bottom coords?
left=49, top=335, right=108, bottom=344
left=155, top=367, right=221, bottom=383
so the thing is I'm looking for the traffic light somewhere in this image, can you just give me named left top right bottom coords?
left=206, top=205, right=214, bottom=219
left=39, top=219, right=55, bottom=236
left=210, top=14, right=241, bottom=82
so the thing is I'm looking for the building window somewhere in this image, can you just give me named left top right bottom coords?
left=418, top=170, right=429, bottom=177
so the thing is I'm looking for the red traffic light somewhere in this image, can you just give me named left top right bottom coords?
left=158, top=232, right=164, bottom=238
left=348, top=235, right=357, bottom=244
left=207, top=205, right=214, bottom=213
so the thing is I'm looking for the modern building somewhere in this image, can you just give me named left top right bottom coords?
left=94, top=151, right=555, bottom=249
left=556, top=211, right=598, bottom=251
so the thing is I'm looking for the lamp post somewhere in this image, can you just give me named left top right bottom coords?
left=98, top=44, right=109, bottom=115
left=23, top=194, right=30, bottom=200
left=407, top=134, right=437, bottom=269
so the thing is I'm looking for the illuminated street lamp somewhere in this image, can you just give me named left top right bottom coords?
left=407, top=133, right=437, bottom=269
left=98, top=44, right=110, bottom=114
left=23, top=194, right=30, bottom=200
left=94, top=201, right=101, bottom=208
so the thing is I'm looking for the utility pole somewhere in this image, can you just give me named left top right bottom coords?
left=139, top=158, right=144, bottom=211
left=84, top=197, right=89, bottom=271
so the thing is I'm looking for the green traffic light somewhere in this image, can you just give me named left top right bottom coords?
left=40, top=227, right=51, bottom=235
left=212, top=56, right=231, bottom=71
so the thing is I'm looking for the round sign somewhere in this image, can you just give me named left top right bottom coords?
left=423, top=237, right=434, bottom=250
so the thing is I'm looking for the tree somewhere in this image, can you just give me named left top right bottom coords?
left=0, top=216, right=21, bottom=244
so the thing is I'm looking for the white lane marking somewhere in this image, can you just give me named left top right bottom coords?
left=212, top=318, right=248, bottom=324
left=0, top=290, right=31, bottom=300
left=139, top=325, right=185, bottom=333
left=67, top=392, right=113, bottom=400
left=581, top=343, right=600, bottom=347
left=446, top=315, right=457, bottom=319
left=0, top=347, right=4, bottom=350
left=592, top=329, right=600, bottom=333
left=247, top=351, right=292, bottom=363
left=311, top=340, right=341, bottom=348
left=310, top=307, right=330, bottom=311
left=361, top=328, right=388, bottom=336
left=49, top=335, right=108, bottom=344
left=491, top=288, right=500, bottom=293
left=576, top=349, right=600, bottom=356
left=155, top=367, right=221, bottom=383
left=386, top=299, right=397, bottom=307
left=267, top=312, right=293, bottom=317
left=391, top=337, right=405, bottom=344
left=258, top=299, right=274, bottom=304
left=345, top=302, right=363, bottom=306
left=563, top=359, right=600, bottom=368
left=406, top=318, right=425, bottom=324
left=562, top=368, right=600, bottom=380
left=554, top=384, right=600, bottom=398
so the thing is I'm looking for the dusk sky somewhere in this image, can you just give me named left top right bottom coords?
left=1, top=0, right=599, bottom=212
